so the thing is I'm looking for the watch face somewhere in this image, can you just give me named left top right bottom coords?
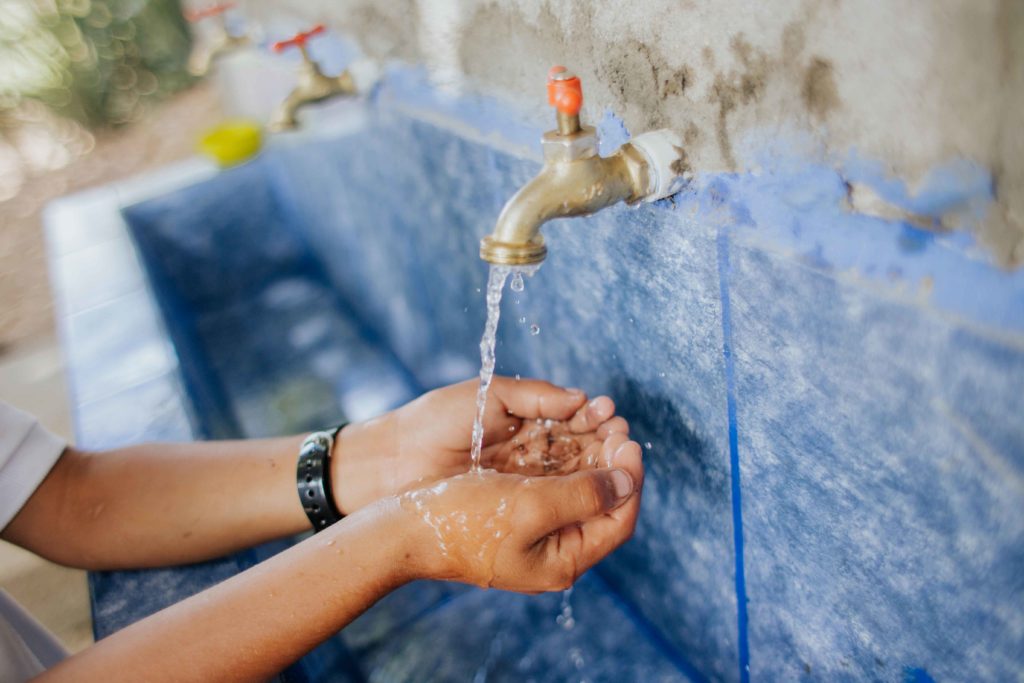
left=302, top=431, right=333, bottom=455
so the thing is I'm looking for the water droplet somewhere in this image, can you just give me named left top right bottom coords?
left=463, top=307, right=468, bottom=313
left=518, top=316, right=526, bottom=324
left=644, top=441, right=653, bottom=450
left=659, top=371, right=666, bottom=377
left=510, top=272, right=524, bottom=292
left=629, top=317, right=634, bottom=324
left=530, top=324, right=540, bottom=335
left=514, top=373, right=521, bottom=380
left=508, top=425, right=516, bottom=432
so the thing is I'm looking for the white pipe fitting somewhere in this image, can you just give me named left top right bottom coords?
left=629, top=129, right=691, bottom=202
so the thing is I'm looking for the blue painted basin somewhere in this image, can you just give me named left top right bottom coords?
left=46, top=95, right=1024, bottom=680
left=79, top=147, right=696, bottom=681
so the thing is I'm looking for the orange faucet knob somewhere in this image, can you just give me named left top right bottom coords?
left=185, top=2, right=235, bottom=22
left=271, top=24, right=326, bottom=53
left=547, top=66, right=583, bottom=117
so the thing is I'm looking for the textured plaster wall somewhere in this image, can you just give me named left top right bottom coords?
left=230, top=0, right=1024, bottom=266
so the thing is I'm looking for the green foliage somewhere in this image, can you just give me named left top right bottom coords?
left=0, top=0, right=195, bottom=126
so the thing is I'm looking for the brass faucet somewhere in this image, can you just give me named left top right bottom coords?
left=480, top=67, right=690, bottom=266
left=185, top=3, right=250, bottom=77
left=267, top=25, right=359, bottom=132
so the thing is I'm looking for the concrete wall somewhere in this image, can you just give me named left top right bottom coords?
left=229, top=0, right=1024, bottom=267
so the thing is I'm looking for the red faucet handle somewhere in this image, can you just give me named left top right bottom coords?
left=547, top=65, right=583, bottom=117
left=271, top=25, right=326, bottom=53
left=185, top=2, right=235, bottom=22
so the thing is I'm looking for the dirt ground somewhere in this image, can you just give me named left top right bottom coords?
left=0, top=81, right=223, bottom=355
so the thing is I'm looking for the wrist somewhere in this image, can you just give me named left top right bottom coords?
left=388, top=489, right=455, bottom=583
left=348, top=494, right=435, bottom=585
left=329, top=413, right=397, bottom=515
left=294, top=497, right=417, bottom=599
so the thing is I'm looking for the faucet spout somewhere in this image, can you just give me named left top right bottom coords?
left=268, top=60, right=356, bottom=131
left=188, top=33, right=249, bottom=76
left=481, top=67, right=689, bottom=266
left=267, top=25, right=364, bottom=132
left=482, top=142, right=647, bottom=265
left=185, top=3, right=249, bottom=77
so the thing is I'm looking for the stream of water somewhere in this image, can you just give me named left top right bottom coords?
left=470, top=263, right=539, bottom=472
left=468, top=263, right=588, bottom=681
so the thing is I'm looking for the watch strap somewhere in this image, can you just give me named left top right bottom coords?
left=296, top=423, right=347, bottom=531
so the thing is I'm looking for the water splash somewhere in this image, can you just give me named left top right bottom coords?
left=556, top=586, right=575, bottom=630
left=530, top=324, right=540, bottom=336
left=569, top=646, right=586, bottom=673
left=470, top=264, right=540, bottom=471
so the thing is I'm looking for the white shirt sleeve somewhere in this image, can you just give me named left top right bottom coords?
left=0, top=402, right=67, bottom=531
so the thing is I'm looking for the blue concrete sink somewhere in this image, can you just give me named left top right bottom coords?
left=45, top=85, right=1024, bottom=680
left=64, top=151, right=694, bottom=682
left=122, top=159, right=418, bottom=440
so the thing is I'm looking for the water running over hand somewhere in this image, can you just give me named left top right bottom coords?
left=468, top=264, right=589, bottom=678
left=470, top=264, right=539, bottom=472
left=470, top=266, right=510, bottom=471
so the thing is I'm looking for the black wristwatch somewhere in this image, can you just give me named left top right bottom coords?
left=296, top=423, right=348, bottom=531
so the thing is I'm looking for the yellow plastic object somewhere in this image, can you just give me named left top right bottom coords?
left=198, top=121, right=262, bottom=167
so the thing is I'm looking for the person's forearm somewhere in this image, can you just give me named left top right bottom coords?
left=38, top=501, right=420, bottom=682
left=5, top=437, right=310, bottom=569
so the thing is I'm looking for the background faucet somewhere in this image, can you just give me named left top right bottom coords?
left=185, top=2, right=250, bottom=77
left=480, top=66, right=690, bottom=266
left=267, top=25, right=377, bottom=132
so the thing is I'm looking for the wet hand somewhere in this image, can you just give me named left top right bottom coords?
left=399, top=435, right=644, bottom=592
left=331, top=377, right=629, bottom=513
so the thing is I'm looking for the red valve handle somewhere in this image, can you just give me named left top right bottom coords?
left=547, top=65, right=583, bottom=117
left=271, top=25, right=326, bottom=53
left=185, top=2, right=234, bottom=22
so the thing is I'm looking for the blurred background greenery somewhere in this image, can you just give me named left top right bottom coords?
left=1, top=0, right=218, bottom=347
left=1, top=0, right=193, bottom=128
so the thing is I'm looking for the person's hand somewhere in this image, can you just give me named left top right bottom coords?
left=397, top=434, right=644, bottom=591
left=331, top=377, right=630, bottom=514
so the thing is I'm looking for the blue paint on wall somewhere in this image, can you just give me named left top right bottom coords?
left=840, top=153, right=993, bottom=219
left=903, top=666, right=936, bottom=683
left=684, top=162, right=1024, bottom=333
left=717, top=230, right=751, bottom=683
